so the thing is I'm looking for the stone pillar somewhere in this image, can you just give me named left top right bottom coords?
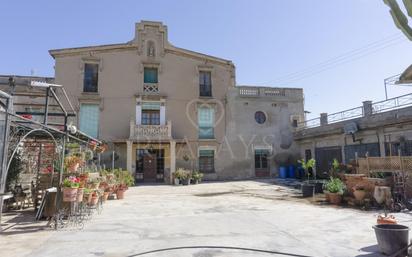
left=377, top=128, right=386, bottom=157
left=320, top=113, right=328, bottom=126
left=170, top=140, right=176, bottom=184
left=126, top=140, right=133, bottom=174
left=363, top=101, right=373, bottom=117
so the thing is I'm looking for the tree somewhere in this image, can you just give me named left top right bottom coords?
left=384, top=0, right=412, bottom=40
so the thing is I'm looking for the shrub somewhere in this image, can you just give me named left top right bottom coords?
left=325, top=178, right=345, bottom=194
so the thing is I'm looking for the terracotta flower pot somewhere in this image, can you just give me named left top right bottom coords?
left=328, top=192, right=342, bottom=205
left=324, top=191, right=330, bottom=202
left=353, top=189, right=366, bottom=201
left=63, top=187, right=78, bottom=202
left=67, top=163, right=79, bottom=173
left=90, top=195, right=99, bottom=205
left=76, top=188, right=84, bottom=202
left=103, top=192, right=109, bottom=201
left=116, top=189, right=125, bottom=200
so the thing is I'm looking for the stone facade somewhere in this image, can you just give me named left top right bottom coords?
left=48, top=21, right=304, bottom=182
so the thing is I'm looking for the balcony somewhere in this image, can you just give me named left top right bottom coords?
left=129, top=120, right=172, bottom=141
left=143, top=83, right=159, bottom=95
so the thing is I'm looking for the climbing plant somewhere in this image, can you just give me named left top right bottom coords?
left=6, top=151, right=23, bottom=191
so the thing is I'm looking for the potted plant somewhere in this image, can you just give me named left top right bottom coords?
left=62, top=176, right=80, bottom=202
left=353, top=184, right=366, bottom=201
left=181, top=169, right=192, bottom=185
left=298, top=158, right=316, bottom=197
left=173, top=168, right=185, bottom=185
left=88, top=177, right=101, bottom=190
left=114, top=169, right=134, bottom=199
left=83, top=188, right=93, bottom=203
left=64, top=156, right=82, bottom=173
left=90, top=191, right=99, bottom=205
left=89, top=140, right=98, bottom=151
left=325, top=177, right=345, bottom=204
left=191, top=170, right=204, bottom=184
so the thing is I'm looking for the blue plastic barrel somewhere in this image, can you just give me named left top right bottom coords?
left=288, top=165, right=296, bottom=178
left=279, top=166, right=287, bottom=178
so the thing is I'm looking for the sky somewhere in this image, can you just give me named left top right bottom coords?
left=1, top=0, right=412, bottom=119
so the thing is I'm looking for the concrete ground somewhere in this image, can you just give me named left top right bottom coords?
left=1, top=179, right=412, bottom=257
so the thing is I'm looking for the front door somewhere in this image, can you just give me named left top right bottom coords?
left=143, top=154, right=157, bottom=182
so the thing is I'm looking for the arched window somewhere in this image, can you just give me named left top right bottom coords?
left=255, top=111, right=266, bottom=124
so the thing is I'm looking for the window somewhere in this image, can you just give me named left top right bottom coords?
left=144, top=68, right=158, bottom=83
left=198, top=107, right=214, bottom=139
left=255, top=111, right=266, bottom=124
left=199, top=149, right=214, bottom=173
left=141, top=102, right=160, bottom=125
left=83, top=63, right=99, bottom=93
left=79, top=104, right=99, bottom=138
left=142, top=110, right=160, bottom=125
left=255, top=149, right=269, bottom=169
left=199, top=71, right=212, bottom=97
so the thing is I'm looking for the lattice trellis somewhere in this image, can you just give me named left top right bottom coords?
left=143, top=83, right=159, bottom=94
left=357, top=156, right=412, bottom=174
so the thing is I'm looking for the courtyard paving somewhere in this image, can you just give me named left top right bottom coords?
left=1, top=179, right=412, bottom=257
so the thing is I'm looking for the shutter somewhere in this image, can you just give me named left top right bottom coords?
left=79, top=104, right=99, bottom=138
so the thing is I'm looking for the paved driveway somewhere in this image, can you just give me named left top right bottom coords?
left=2, top=180, right=412, bottom=257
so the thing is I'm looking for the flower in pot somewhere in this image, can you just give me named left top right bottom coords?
left=62, top=176, right=80, bottom=202
left=181, top=169, right=192, bottom=185
left=298, top=158, right=316, bottom=197
left=113, top=169, right=134, bottom=199
left=90, top=192, right=99, bottom=205
left=64, top=156, right=82, bottom=173
left=88, top=177, right=101, bottom=190
left=353, top=184, right=366, bottom=201
left=89, top=140, right=98, bottom=151
left=325, top=178, right=345, bottom=204
left=173, top=168, right=185, bottom=185
left=191, top=170, right=204, bottom=184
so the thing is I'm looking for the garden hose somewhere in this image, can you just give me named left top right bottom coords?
left=127, top=246, right=315, bottom=257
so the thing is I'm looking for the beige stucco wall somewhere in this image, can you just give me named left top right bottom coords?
left=50, top=21, right=304, bottom=180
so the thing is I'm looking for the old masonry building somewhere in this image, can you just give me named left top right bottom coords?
left=49, top=21, right=304, bottom=183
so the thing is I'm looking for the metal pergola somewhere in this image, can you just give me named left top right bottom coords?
left=0, top=76, right=102, bottom=231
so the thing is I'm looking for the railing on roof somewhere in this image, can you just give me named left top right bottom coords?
left=298, top=92, right=412, bottom=130
left=372, top=93, right=412, bottom=114
left=238, top=86, right=300, bottom=98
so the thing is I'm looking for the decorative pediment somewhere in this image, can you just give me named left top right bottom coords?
left=133, top=21, right=168, bottom=57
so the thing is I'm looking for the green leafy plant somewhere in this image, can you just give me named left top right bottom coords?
left=192, top=170, right=204, bottom=182
left=62, top=176, right=80, bottom=188
left=298, top=158, right=316, bottom=180
left=325, top=178, right=345, bottom=194
left=173, top=168, right=186, bottom=180
left=6, top=151, right=23, bottom=191
left=113, top=169, right=134, bottom=187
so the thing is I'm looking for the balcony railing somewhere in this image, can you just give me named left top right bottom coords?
left=237, top=86, right=302, bottom=99
left=143, top=83, right=159, bottom=95
left=129, top=120, right=172, bottom=140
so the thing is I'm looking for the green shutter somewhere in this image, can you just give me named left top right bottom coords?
left=79, top=104, right=99, bottom=138
left=198, top=107, right=214, bottom=139
left=142, top=102, right=161, bottom=110
left=144, top=68, right=158, bottom=83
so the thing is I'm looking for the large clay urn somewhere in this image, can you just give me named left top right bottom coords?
left=374, top=186, right=391, bottom=205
